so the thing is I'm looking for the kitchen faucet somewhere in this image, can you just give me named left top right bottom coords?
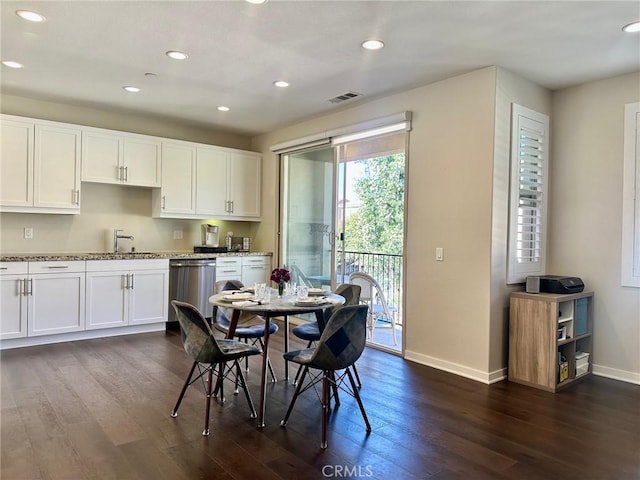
left=113, top=229, right=134, bottom=253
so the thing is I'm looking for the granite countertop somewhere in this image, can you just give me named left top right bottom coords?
left=0, top=251, right=273, bottom=262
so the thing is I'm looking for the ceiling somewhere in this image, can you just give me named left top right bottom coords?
left=1, top=1, right=639, bottom=136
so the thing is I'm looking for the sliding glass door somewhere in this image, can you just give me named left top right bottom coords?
left=334, top=131, right=406, bottom=352
left=281, top=146, right=335, bottom=289
left=280, top=125, right=407, bottom=353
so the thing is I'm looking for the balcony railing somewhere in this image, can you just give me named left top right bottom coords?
left=336, top=250, right=403, bottom=326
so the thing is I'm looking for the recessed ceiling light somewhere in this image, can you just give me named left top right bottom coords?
left=361, top=39, right=385, bottom=50
left=166, top=50, right=188, bottom=60
left=2, top=61, right=23, bottom=69
left=16, top=10, right=46, bottom=22
left=217, top=106, right=230, bottom=112
left=123, top=86, right=140, bottom=93
left=622, top=21, right=640, bottom=33
left=246, top=0, right=267, bottom=4
left=144, top=72, right=157, bottom=78
left=273, top=80, right=290, bottom=88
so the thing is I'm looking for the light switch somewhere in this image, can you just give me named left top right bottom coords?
left=435, top=247, right=444, bottom=261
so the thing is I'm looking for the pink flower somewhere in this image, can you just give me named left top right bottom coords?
left=271, top=267, right=291, bottom=284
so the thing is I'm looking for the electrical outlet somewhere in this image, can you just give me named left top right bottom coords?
left=173, top=229, right=183, bottom=240
left=24, top=227, right=33, bottom=239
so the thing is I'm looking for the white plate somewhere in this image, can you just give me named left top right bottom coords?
left=223, top=292, right=253, bottom=301
left=293, top=297, right=328, bottom=306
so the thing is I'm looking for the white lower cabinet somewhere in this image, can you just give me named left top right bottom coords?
left=0, top=263, right=29, bottom=340
left=0, top=261, right=86, bottom=339
left=215, top=257, right=242, bottom=284
left=241, top=256, right=270, bottom=286
left=86, top=259, right=169, bottom=330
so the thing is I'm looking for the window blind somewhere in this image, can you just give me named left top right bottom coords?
left=270, top=111, right=411, bottom=154
left=507, top=104, right=550, bottom=284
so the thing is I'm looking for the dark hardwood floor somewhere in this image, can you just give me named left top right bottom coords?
left=2, top=322, right=639, bottom=480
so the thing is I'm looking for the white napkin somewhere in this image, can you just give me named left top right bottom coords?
left=232, top=300, right=258, bottom=307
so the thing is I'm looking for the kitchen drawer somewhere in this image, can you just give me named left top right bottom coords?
left=0, top=262, right=28, bottom=275
left=216, top=257, right=241, bottom=268
left=28, top=261, right=85, bottom=274
left=241, top=256, right=269, bottom=266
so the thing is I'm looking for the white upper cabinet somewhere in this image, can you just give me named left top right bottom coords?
left=196, top=146, right=229, bottom=217
left=155, top=143, right=261, bottom=219
left=228, top=151, right=261, bottom=219
left=82, top=127, right=161, bottom=187
left=152, top=141, right=197, bottom=217
left=194, top=146, right=261, bottom=219
left=1, top=115, right=81, bottom=214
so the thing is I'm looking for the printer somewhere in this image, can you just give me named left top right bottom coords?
left=526, top=275, right=585, bottom=294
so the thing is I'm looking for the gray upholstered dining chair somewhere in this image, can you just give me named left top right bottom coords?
left=170, top=300, right=261, bottom=436
left=291, top=283, right=362, bottom=386
left=280, top=304, right=371, bottom=449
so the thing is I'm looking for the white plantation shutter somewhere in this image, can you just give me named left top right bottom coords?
left=622, top=102, right=640, bottom=287
left=507, top=104, right=550, bottom=284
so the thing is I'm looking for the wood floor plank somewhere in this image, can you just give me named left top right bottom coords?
left=2, top=327, right=639, bottom=480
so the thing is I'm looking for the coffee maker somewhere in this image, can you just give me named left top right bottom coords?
left=201, top=224, right=219, bottom=247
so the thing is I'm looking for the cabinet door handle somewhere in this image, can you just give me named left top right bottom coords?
left=124, top=166, right=128, bottom=182
left=229, top=200, right=234, bottom=213
left=27, top=279, right=33, bottom=296
left=0, top=267, right=8, bottom=270
left=162, top=196, right=166, bottom=210
left=129, top=273, right=134, bottom=290
left=118, top=165, right=124, bottom=181
left=74, top=189, right=80, bottom=205
left=46, top=265, right=70, bottom=269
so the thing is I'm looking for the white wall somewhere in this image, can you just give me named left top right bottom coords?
left=550, top=72, right=640, bottom=383
left=489, top=68, right=553, bottom=376
left=252, top=66, right=640, bottom=385
left=253, top=67, right=500, bottom=381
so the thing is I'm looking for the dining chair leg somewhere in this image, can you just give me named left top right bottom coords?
left=217, top=363, right=225, bottom=403
left=235, top=360, right=257, bottom=418
left=203, top=365, right=214, bottom=436
left=352, top=363, right=362, bottom=389
left=255, top=337, right=277, bottom=383
left=346, top=367, right=371, bottom=433
left=329, top=371, right=340, bottom=409
left=281, top=366, right=308, bottom=426
left=171, top=361, right=198, bottom=418
left=321, top=371, right=330, bottom=449
left=292, top=340, right=313, bottom=385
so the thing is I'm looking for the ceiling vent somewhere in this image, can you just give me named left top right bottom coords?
left=328, top=91, right=361, bottom=104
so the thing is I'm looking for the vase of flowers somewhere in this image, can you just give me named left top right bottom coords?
left=271, top=267, right=291, bottom=296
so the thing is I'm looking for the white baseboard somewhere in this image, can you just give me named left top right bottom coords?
left=0, top=323, right=166, bottom=350
left=592, top=364, right=640, bottom=385
left=404, top=349, right=507, bottom=385
left=404, top=350, right=640, bottom=387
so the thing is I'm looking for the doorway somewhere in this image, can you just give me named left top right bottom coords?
left=280, top=131, right=406, bottom=354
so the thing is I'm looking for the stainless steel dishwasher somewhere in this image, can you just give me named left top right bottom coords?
left=168, top=258, right=216, bottom=322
